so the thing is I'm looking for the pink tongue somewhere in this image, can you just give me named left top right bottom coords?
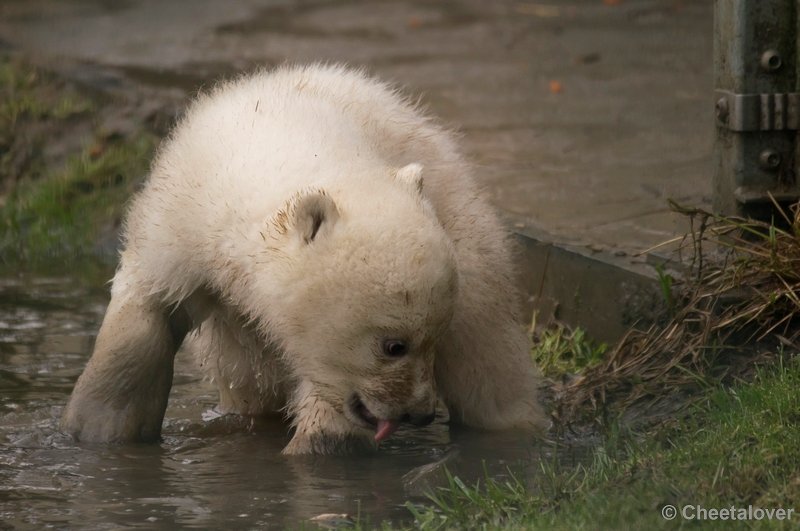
left=374, top=419, right=400, bottom=443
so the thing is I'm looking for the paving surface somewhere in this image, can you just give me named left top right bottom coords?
left=0, top=0, right=714, bottom=337
left=0, top=0, right=713, bottom=256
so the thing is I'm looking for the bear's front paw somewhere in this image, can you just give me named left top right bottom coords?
left=282, top=385, right=377, bottom=455
left=281, top=395, right=375, bottom=455
left=61, top=393, right=165, bottom=443
left=282, top=429, right=376, bottom=456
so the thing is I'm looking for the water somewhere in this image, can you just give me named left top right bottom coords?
left=0, top=275, right=554, bottom=529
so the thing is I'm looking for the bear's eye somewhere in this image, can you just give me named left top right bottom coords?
left=382, top=339, right=408, bottom=357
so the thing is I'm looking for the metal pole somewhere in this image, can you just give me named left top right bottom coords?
left=713, top=0, right=799, bottom=219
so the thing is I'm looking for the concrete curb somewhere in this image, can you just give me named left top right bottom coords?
left=509, top=216, right=665, bottom=343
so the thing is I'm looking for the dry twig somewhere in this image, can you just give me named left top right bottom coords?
left=555, top=198, right=800, bottom=424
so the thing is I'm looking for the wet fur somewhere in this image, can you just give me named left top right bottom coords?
left=61, top=64, right=547, bottom=454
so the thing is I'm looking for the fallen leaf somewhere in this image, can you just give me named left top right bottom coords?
left=407, top=15, right=423, bottom=29
left=88, top=143, right=105, bottom=159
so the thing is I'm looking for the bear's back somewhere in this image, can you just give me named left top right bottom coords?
left=120, top=65, right=486, bottom=303
left=145, top=66, right=437, bottom=213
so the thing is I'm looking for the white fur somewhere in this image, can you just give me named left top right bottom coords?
left=61, top=64, right=547, bottom=454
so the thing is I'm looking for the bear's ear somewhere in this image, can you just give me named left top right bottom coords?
left=394, top=163, right=423, bottom=194
left=291, top=191, right=339, bottom=244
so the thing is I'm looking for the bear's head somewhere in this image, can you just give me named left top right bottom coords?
left=261, top=163, right=458, bottom=448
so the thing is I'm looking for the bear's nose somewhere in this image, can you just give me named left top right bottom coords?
left=403, top=410, right=436, bottom=427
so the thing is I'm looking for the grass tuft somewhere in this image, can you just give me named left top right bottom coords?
left=0, top=134, right=154, bottom=266
left=557, top=199, right=800, bottom=424
left=0, top=58, right=90, bottom=127
left=531, top=320, right=608, bottom=378
left=0, top=56, right=157, bottom=269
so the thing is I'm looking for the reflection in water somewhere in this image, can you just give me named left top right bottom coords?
left=0, top=276, right=558, bottom=529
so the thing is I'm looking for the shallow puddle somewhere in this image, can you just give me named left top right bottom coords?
left=0, top=274, right=567, bottom=529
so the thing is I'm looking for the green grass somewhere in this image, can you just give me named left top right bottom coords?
left=531, top=323, right=608, bottom=378
left=0, top=134, right=154, bottom=266
left=400, top=356, right=800, bottom=530
left=0, top=56, right=157, bottom=269
left=0, top=57, right=91, bottom=127
left=0, top=57, right=92, bottom=187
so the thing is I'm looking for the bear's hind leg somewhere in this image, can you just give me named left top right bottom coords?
left=61, top=285, right=191, bottom=443
left=188, top=311, right=289, bottom=417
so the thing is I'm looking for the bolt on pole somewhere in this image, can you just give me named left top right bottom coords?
left=713, top=0, right=799, bottom=220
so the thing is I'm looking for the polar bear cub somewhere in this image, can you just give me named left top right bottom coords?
left=61, top=64, right=547, bottom=454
